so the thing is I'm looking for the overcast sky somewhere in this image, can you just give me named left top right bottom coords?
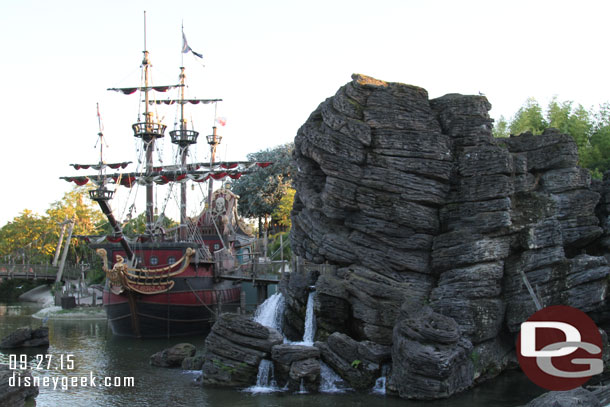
left=1, top=0, right=609, bottom=227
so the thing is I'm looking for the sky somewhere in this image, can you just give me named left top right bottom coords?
left=1, top=0, right=610, bottom=227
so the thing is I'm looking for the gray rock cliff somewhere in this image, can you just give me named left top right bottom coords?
left=287, top=74, right=610, bottom=399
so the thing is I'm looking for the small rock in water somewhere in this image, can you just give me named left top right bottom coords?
left=0, top=326, right=49, bottom=349
left=0, top=364, right=39, bottom=406
left=150, top=343, right=196, bottom=368
left=181, top=355, right=205, bottom=370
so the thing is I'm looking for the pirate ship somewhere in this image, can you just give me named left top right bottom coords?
left=61, top=20, right=271, bottom=337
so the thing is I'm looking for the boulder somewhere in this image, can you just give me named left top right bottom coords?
left=0, top=327, right=49, bottom=349
left=316, top=332, right=390, bottom=390
left=150, top=343, right=196, bottom=368
left=523, top=387, right=601, bottom=407
left=0, top=365, right=38, bottom=407
left=391, top=307, right=474, bottom=399
left=201, top=313, right=282, bottom=387
left=181, top=355, right=205, bottom=370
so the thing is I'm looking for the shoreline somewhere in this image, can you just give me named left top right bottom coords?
left=31, top=305, right=106, bottom=320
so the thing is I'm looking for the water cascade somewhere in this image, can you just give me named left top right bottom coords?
left=371, top=364, right=391, bottom=395
left=319, top=361, right=347, bottom=393
left=253, top=292, right=285, bottom=332
left=244, top=293, right=285, bottom=393
left=246, top=359, right=279, bottom=393
left=302, top=291, right=316, bottom=345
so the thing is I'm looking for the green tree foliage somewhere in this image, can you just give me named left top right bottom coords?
left=0, top=186, right=104, bottom=264
left=121, top=212, right=178, bottom=236
left=495, top=97, right=610, bottom=178
left=509, top=97, right=547, bottom=135
left=231, top=143, right=295, bottom=229
left=271, top=187, right=295, bottom=229
left=492, top=115, right=509, bottom=138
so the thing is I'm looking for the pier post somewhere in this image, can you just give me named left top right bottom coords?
left=240, top=290, right=246, bottom=314
left=256, top=284, right=267, bottom=305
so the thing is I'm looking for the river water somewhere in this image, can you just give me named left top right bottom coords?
left=0, top=302, right=546, bottom=407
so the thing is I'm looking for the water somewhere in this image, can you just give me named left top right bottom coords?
left=246, top=293, right=286, bottom=393
left=0, top=302, right=546, bottom=406
left=253, top=292, right=285, bottom=332
left=244, top=359, right=279, bottom=394
left=302, top=291, right=316, bottom=345
left=371, top=364, right=391, bottom=395
left=319, top=361, right=347, bottom=393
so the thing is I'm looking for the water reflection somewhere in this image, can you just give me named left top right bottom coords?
left=0, top=303, right=544, bottom=407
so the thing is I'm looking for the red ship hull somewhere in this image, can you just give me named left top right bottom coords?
left=97, top=243, right=241, bottom=338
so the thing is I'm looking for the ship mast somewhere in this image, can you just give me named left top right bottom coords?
left=207, top=125, right=221, bottom=209
left=132, top=11, right=167, bottom=236
left=169, top=66, right=198, bottom=240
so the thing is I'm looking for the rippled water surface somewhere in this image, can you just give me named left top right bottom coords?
left=0, top=302, right=545, bottom=407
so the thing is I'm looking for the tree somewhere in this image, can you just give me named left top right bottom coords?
left=231, top=143, right=295, bottom=233
left=121, top=212, right=177, bottom=236
left=493, top=115, right=509, bottom=138
left=493, top=97, right=610, bottom=178
left=509, top=97, right=548, bottom=135
left=0, top=210, right=53, bottom=264
left=271, top=187, right=295, bottom=229
left=0, top=186, right=105, bottom=265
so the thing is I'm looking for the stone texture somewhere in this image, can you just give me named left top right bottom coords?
left=523, top=387, right=601, bottom=407
left=0, top=327, right=49, bottom=349
left=150, top=343, right=196, bottom=368
left=201, top=313, right=283, bottom=387
left=286, top=74, right=610, bottom=400
left=0, top=364, right=38, bottom=407
left=316, top=332, right=389, bottom=390
left=390, top=307, right=474, bottom=400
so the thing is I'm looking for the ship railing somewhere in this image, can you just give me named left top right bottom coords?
left=132, top=121, right=167, bottom=141
left=215, top=251, right=289, bottom=283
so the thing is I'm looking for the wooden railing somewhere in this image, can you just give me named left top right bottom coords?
left=0, top=264, right=84, bottom=281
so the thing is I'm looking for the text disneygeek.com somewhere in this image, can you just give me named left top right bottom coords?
left=8, top=371, right=135, bottom=391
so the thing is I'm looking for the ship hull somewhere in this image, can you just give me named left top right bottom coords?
left=103, top=286, right=240, bottom=337
left=96, top=243, right=241, bottom=338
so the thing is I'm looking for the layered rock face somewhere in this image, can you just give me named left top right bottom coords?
left=288, top=74, right=610, bottom=399
left=201, top=313, right=282, bottom=387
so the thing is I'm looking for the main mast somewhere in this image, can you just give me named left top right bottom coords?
left=169, top=67, right=198, bottom=240
left=132, top=12, right=166, bottom=236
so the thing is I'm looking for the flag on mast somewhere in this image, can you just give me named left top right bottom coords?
left=182, top=31, right=203, bottom=59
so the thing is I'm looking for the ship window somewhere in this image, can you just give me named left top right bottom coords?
left=150, top=256, right=159, bottom=266
left=213, top=243, right=220, bottom=250
left=168, top=256, right=176, bottom=264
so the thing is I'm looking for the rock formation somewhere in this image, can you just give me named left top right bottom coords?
left=286, top=73, right=610, bottom=399
left=201, top=313, right=282, bottom=387
left=0, top=326, right=49, bottom=349
left=0, top=364, right=38, bottom=406
left=150, top=343, right=196, bottom=368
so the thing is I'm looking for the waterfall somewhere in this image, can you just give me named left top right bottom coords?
left=301, top=291, right=316, bottom=345
left=253, top=292, right=285, bottom=333
left=319, top=361, right=347, bottom=393
left=244, top=359, right=278, bottom=393
left=371, top=364, right=390, bottom=395
left=244, top=293, right=286, bottom=393
left=371, top=376, right=386, bottom=395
